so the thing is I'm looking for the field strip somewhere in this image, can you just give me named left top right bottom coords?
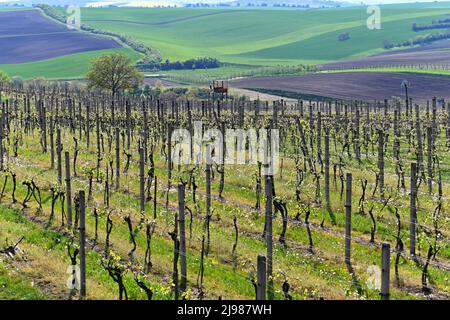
left=83, top=9, right=244, bottom=26
left=0, top=31, right=75, bottom=39
left=228, top=10, right=447, bottom=55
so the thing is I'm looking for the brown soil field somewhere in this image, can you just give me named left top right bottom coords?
left=230, top=72, right=450, bottom=102
left=0, top=9, right=121, bottom=64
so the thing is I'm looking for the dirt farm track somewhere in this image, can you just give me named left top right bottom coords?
left=230, top=72, right=450, bottom=102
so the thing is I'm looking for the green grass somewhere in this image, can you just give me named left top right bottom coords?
left=4, top=3, right=450, bottom=80
left=0, top=201, right=174, bottom=300
left=147, top=65, right=253, bottom=84
left=0, top=262, right=46, bottom=300
left=0, top=48, right=142, bottom=80
left=153, top=64, right=312, bottom=84
left=0, top=107, right=448, bottom=299
left=80, top=2, right=450, bottom=66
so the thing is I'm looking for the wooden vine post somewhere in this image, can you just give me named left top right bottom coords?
left=324, top=128, right=332, bottom=219
left=415, top=104, right=425, bottom=179
left=167, top=123, right=172, bottom=203
left=153, top=176, right=157, bottom=219
left=0, top=104, right=3, bottom=171
left=57, top=127, right=62, bottom=185
left=126, top=101, right=131, bottom=150
left=256, top=255, right=266, bottom=300
left=380, top=242, right=390, bottom=300
left=355, top=109, right=361, bottom=162
left=205, top=145, right=212, bottom=256
left=377, top=129, right=384, bottom=196
left=178, top=184, right=187, bottom=294
left=115, top=127, right=120, bottom=190
left=86, top=103, right=90, bottom=149
left=96, top=112, right=101, bottom=179
left=79, top=190, right=86, bottom=299
left=265, top=175, right=273, bottom=300
left=393, top=110, right=400, bottom=159
left=139, top=147, right=145, bottom=213
left=142, top=101, right=148, bottom=163
left=317, top=111, right=322, bottom=161
left=410, top=162, right=417, bottom=256
left=65, top=151, right=72, bottom=228
left=49, top=113, right=55, bottom=169
left=345, top=172, right=352, bottom=265
left=426, top=126, right=433, bottom=193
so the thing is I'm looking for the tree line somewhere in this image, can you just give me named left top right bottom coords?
left=136, top=57, right=221, bottom=72
left=412, top=22, right=450, bottom=32
left=383, top=31, right=450, bottom=49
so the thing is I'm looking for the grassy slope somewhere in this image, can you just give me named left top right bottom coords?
left=0, top=48, right=142, bottom=80
left=3, top=3, right=450, bottom=80
left=80, top=2, right=450, bottom=66
left=0, top=262, right=46, bottom=300
left=0, top=109, right=448, bottom=300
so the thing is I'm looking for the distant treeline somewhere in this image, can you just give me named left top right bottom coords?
left=412, top=22, right=450, bottom=32
left=164, top=64, right=317, bottom=85
left=34, top=4, right=66, bottom=24
left=432, top=18, right=450, bottom=24
left=130, top=85, right=212, bottom=100
left=35, top=4, right=162, bottom=65
left=184, top=3, right=313, bottom=8
left=136, top=58, right=221, bottom=71
left=384, top=31, right=450, bottom=49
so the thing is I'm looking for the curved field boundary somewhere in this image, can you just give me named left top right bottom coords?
left=0, top=9, right=121, bottom=64
left=0, top=31, right=74, bottom=39
left=0, top=32, right=121, bottom=64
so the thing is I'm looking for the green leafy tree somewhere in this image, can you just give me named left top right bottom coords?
left=0, top=70, right=10, bottom=85
left=87, top=53, right=143, bottom=98
left=0, top=70, right=10, bottom=101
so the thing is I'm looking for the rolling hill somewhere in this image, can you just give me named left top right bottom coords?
left=2, top=2, right=450, bottom=80
left=0, top=8, right=141, bottom=79
left=80, top=2, right=450, bottom=66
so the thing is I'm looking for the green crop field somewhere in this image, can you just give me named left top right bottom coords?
left=80, top=2, right=450, bottom=66
left=0, top=48, right=142, bottom=80
left=3, top=3, right=450, bottom=80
